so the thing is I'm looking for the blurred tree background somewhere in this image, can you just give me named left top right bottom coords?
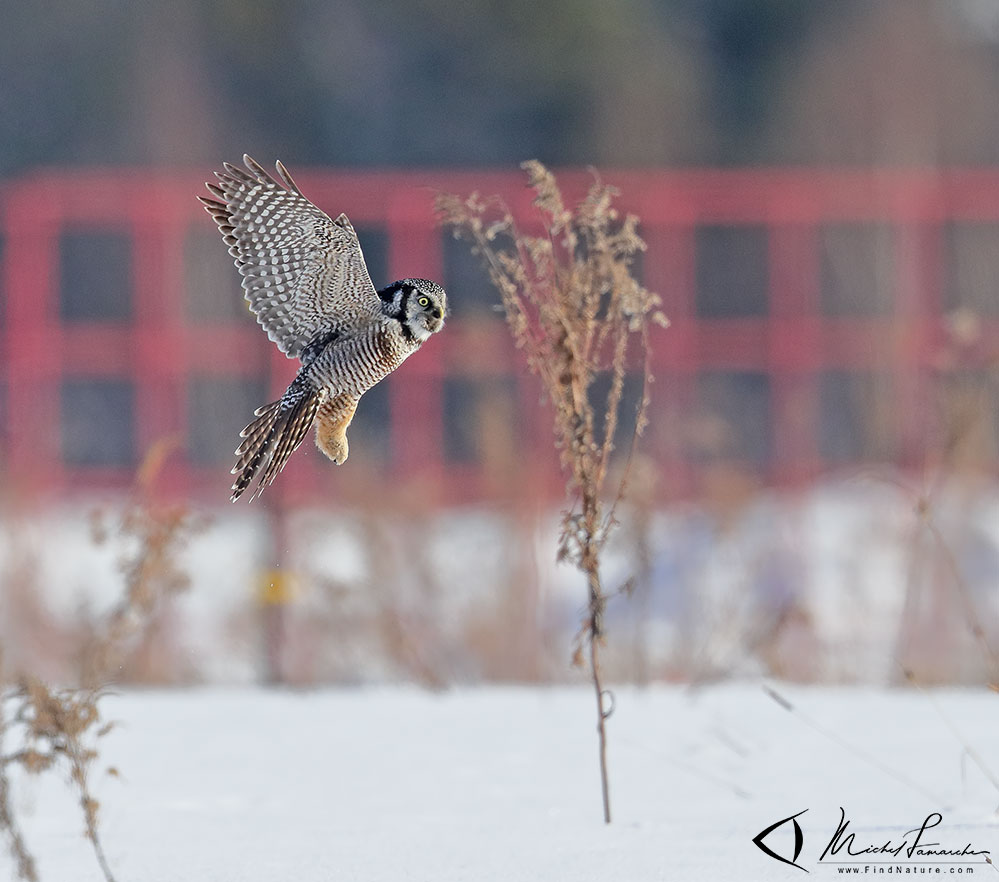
left=6, top=0, right=999, bottom=174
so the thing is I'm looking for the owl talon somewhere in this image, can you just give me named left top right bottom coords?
left=327, top=436, right=349, bottom=465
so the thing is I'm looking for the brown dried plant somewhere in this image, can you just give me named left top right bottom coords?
left=0, top=438, right=200, bottom=881
left=437, top=162, right=667, bottom=823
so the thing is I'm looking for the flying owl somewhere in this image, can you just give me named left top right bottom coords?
left=199, top=155, right=448, bottom=501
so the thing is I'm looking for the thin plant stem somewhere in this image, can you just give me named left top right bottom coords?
left=588, top=571, right=611, bottom=823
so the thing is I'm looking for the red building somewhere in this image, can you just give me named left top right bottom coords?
left=3, top=167, right=996, bottom=506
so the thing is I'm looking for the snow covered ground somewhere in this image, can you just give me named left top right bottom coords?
left=3, top=684, right=998, bottom=881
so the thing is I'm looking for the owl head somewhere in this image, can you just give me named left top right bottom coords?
left=380, top=278, right=448, bottom=343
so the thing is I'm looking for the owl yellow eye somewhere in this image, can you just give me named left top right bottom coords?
left=418, top=296, right=430, bottom=307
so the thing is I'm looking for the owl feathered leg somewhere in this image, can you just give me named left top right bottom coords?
left=315, top=393, right=360, bottom=465
left=231, top=379, right=322, bottom=502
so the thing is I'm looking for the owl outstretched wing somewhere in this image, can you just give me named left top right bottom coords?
left=199, top=155, right=382, bottom=358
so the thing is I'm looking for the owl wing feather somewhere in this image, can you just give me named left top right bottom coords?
left=199, top=155, right=382, bottom=358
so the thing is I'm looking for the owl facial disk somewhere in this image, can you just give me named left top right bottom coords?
left=410, top=301, right=442, bottom=341
left=406, top=282, right=446, bottom=338
left=418, top=295, right=445, bottom=333
left=380, top=278, right=447, bottom=342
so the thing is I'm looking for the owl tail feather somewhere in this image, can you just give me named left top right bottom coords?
left=230, top=385, right=321, bottom=502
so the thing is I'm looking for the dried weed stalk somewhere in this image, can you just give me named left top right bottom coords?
left=437, top=162, right=667, bottom=822
left=0, top=439, right=200, bottom=881
left=82, top=500, right=196, bottom=686
left=0, top=655, right=36, bottom=882
left=893, top=309, right=999, bottom=686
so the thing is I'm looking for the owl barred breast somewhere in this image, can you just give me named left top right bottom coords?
left=198, top=155, right=447, bottom=501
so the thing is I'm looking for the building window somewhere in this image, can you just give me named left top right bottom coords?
left=442, top=231, right=501, bottom=320
left=944, top=222, right=999, bottom=316
left=353, top=226, right=387, bottom=291
left=0, top=234, right=6, bottom=328
left=695, top=225, right=769, bottom=317
left=587, top=371, right=646, bottom=455
left=819, top=370, right=895, bottom=462
left=184, top=229, right=251, bottom=322
left=59, top=230, right=132, bottom=321
left=340, top=378, right=391, bottom=464
left=820, top=223, right=893, bottom=316
left=187, top=376, right=268, bottom=465
left=695, top=371, right=772, bottom=464
left=443, top=377, right=518, bottom=464
left=61, top=378, right=135, bottom=465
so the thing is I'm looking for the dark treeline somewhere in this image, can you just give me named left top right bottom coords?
left=5, top=0, right=999, bottom=174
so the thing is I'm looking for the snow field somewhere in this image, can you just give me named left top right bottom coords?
left=3, top=685, right=998, bottom=881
